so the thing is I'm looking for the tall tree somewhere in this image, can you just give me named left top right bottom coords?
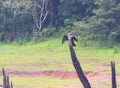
left=2, top=0, right=50, bottom=32
left=30, top=0, right=49, bottom=32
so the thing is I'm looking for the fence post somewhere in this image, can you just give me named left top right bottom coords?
left=7, top=76, right=10, bottom=88
left=10, top=82, right=13, bottom=88
left=2, top=68, right=13, bottom=88
left=111, top=61, right=117, bottom=88
left=2, top=68, right=7, bottom=88
left=69, top=45, right=91, bottom=88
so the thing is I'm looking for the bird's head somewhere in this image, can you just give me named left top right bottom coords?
left=66, top=32, right=71, bottom=36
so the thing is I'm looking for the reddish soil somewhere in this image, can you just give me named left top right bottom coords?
left=1, top=70, right=77, bottom=79
left=1, top=64, right=120, bottom=88
left=0, top=64, right=112, bottom=80
left=0, top=70, right=111, bottom=80
left=0, top=70, right=117, bottom=87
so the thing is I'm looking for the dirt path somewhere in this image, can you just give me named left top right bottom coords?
left=0, top=70, right=112, bottom=80
left=1, top=64, right=120, bottom=88
left=3, top=70, right=118, bottom=88
left=0, top=70, right=77, bottom=79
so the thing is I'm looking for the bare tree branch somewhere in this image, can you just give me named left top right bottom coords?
left=38, top=0, right=49, bottom=32
left=2, top=0, right=49, bottom=32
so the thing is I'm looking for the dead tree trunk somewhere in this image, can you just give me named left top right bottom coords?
left=69, top=45, right=91, bottom=88
left=2, top=68, right=7, bottom=88
left=2, top=68, right=13, bottom=88
left=31, top=0, right=49, bottom=32
left=10, top=82, right=13, bottom=88
left=111, top=61, right=117, bottom=88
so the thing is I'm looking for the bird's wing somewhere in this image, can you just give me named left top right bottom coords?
left=71, top=37, right=76, bottom=46
left=73, top=36, right=78, bottom=41
left=62, top=35, right=68, bottom=44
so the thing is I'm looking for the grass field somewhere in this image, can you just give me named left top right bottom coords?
left=0, top=38, right=120, bottom=88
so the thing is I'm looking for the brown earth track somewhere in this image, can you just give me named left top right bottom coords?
left=1, top=70, right=120, bottom=88
left=0, top=70, right=111, bottom=80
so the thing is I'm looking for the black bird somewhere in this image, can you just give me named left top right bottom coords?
left=62, top=33, right=77, bottom=47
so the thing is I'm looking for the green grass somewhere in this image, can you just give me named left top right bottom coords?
left=0, top=38, right=120, bottom=88
left=0, top=76, right=81, bottom=88
left=0, top=38, right=73, bottom=71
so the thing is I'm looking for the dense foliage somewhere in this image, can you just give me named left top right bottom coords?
left=0, top=0, right=120, bottom=46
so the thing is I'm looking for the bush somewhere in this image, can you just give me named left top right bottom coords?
left=32, top=31, right=43, bottom=43
left=42, top=26, right=56, bottom=37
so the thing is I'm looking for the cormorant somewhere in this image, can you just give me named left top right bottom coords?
left=62, top=33, right=77, bottom=47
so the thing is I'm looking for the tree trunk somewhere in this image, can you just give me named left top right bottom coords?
left=69, top=45, right=91, bottom=88
left=31, top=0, right=49, bottom=32
left=111, top=61, right=117, bottom=88
left=2, top=68, right=13, bottom=88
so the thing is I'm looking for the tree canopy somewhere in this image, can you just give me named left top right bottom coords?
left=0, top=0, right=120, bottom=46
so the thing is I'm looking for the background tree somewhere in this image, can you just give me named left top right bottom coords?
left=0, top=0, right=120, bottom=46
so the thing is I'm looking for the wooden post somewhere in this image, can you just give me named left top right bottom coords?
left=6, top=76, right=10, bottom=88
left=10, top=82, right=13, bottom=88
left=111, top=61, right=117, bottom=88
left=2, top=68, right=13, bottom=88
left=2, top=68, right=7, bottom=88
left=69, top=45, right=91, bottom=88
